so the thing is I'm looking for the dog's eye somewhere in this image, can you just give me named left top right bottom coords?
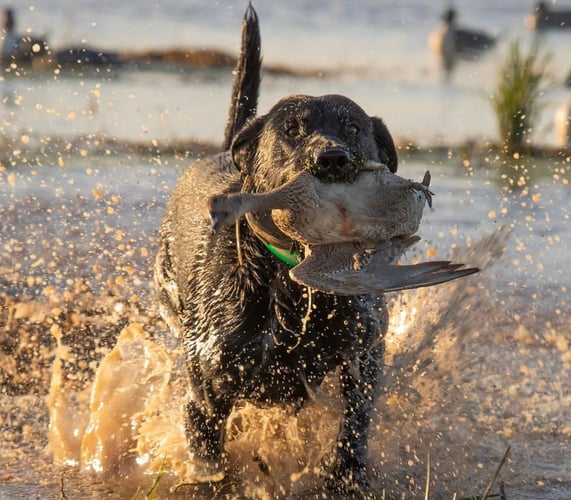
left=348, top=123, right=360, bottom=136
left=286, top=125, right=300, bottom=138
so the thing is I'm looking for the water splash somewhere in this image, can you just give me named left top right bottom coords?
left=46, top=322, right=89, bottom=467
left=47, top=322, right=173, bottom=478
left=40, top=227, right=528, bottom=498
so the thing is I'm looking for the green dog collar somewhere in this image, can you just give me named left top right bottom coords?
left=262, top=242, right=301, bottom=266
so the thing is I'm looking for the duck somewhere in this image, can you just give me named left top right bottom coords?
left=207, top=163, right=478, bottom=295
left=429, top=7, right=497, bottom=73
left=526, top=2, right=571, bottom=30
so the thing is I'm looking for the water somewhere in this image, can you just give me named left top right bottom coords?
left=1, top=0, right=571, bottom=498
left=1, top=151, right=570, bottom=498
left=2, top=0, right=570, bottom=149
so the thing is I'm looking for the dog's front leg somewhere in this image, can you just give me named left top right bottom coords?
left=323, top=344, right=384, bottom=495
left=183, top=399, right=227, bottom=483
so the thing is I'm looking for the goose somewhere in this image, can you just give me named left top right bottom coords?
left=429, top=7, right=497, bottom=73
left=526, top=2, right=571, bottom=30
left=1, top=8, right=48, bottom=63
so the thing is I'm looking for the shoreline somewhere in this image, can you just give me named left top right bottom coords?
left=1, top=133, right=569, bottom=170
left=3, top=45, right=340, bottom=79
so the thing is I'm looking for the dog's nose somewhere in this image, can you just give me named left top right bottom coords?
left=315, top=148, right=350, bottom=170
left=311, top=148, right=358, bottom=183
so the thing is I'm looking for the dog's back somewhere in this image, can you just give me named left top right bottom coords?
left=155, top=4, right=261, bottom=339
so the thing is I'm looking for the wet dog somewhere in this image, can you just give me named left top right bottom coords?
left=156, top=101, right=396, bottom=493
left=156, top=5, right=405, bottom=495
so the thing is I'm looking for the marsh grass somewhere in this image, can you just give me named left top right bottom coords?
left=456, top=445, right=511, bottom=500
left=129, top=446, right=511, bottom=499
left=387, top=446, right=511, bottom=500
left=131, top=460, right=166, bottom=500
left=490, top=39, right=550, bottom=155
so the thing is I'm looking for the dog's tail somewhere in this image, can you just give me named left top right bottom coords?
left=222, top=3, right=262, bottom=151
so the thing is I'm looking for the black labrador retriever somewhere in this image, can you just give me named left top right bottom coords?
left=156, top=5, right=415, bottom=495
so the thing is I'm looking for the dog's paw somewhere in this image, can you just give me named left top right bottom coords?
left=180, top=454, right=225, bottom=484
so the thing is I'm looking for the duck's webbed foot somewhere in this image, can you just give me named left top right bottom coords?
left=409, top=170, right=434, bottom=208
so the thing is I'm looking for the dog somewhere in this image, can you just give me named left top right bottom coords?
left=155, top=5, right=406, bottom=495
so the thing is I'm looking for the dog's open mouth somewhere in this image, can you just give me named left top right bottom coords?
left=208, top=161, right=478, bottom=294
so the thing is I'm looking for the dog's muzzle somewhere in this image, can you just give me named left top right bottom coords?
left=308, top=148, right=360, bottom=183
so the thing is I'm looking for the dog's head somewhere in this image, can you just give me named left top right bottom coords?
left=231, top=94, right=397, bottom=193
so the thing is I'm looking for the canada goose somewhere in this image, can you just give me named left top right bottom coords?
left=429, top=7, right=497, bottom=73
left=1, top=7, right=48, bottom=62
left=526, top=2, right=571, bottom=30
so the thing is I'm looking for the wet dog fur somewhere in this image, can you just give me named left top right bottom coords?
left=155, top=5, right=399, bottom=494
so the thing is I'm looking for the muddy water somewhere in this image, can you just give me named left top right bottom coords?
left=1, top=151, right=570, bottom=499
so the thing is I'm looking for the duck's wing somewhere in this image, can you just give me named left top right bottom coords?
left=290, top=238, right=479, bottom=295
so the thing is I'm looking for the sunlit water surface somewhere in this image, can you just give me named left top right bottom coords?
left=1, top=151, right=569, bottom=498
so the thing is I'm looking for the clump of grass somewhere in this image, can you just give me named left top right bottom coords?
left=490, top=39, right=550, bottom=155
left=131, top=459, right=167, bottom=500
left=421, top=446, right=511, bottom=500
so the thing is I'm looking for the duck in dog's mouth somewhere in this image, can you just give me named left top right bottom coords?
left=208, top=161, right=478, bottom=295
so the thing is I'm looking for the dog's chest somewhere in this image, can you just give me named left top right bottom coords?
left=243, top=276, right=378, bottom=366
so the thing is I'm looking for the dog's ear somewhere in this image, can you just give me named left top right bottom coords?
left=372, top=117, right=398, bottom=173
left=230, top=115, right=266, bottom=174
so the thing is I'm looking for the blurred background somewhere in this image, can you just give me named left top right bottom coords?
left=0, top=0, right=570, bottom=150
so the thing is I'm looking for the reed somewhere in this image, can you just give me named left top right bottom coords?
left=490, top=39, right=550, bottom=155
left=131, top=459, right=166, bottom=500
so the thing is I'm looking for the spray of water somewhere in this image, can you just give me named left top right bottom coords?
left=41, top=226, right=520, bottom=497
